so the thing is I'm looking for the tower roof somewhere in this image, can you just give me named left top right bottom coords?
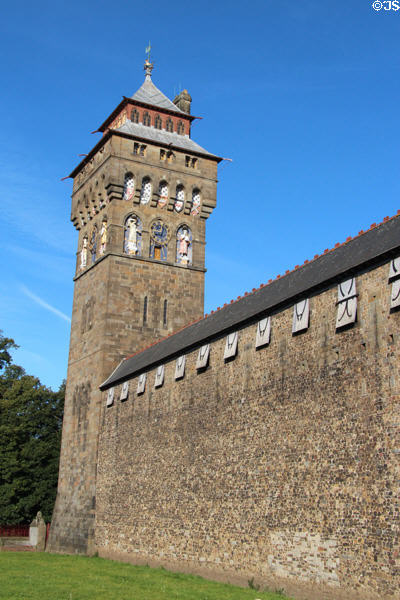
left=131, top=60, right=185, bottom=114
left=115, top=120, right=219, bottom=158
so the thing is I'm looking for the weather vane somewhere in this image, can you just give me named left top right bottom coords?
left=145, top=41, right=151, bottom=63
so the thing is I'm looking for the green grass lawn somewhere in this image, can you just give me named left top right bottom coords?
left=0, top=552, right=291, bottom=600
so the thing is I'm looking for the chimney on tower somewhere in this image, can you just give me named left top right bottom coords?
left=173, top=89, right=192, bottom=114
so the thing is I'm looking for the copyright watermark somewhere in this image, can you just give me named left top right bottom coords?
left=372, top=0, right=400, bottom=10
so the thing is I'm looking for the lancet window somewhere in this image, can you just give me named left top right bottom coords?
left=154, top=114, right=162, bottom=129
left=130, top=109, right=139, bottom=123
left=166, top=118, right=174, bottom=132
left=143, top=112, right=151, bottom=126
left=177, top=121, right=185, bottom=135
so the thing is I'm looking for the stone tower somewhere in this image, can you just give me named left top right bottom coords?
left=48, top=60, right=222, bottom=554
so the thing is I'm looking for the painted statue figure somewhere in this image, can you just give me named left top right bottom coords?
left=80, top=237, right=88, bottom=270
left=127, top=216, right=138, bottom=255
left=99, top=220, right=108, bottom=255
left=178, top=228, right=191, bottom=264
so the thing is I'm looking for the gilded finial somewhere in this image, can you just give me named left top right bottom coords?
left=144, top=42, right=154, bottom=79
left=145, top=41, right=151, bottom=62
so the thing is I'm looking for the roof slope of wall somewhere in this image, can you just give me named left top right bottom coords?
left=100, top=212, right=400, bottom=390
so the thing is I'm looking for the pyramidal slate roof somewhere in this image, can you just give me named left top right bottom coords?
left=131, top=74, right=184, bottom=114
left=100, top=211, right=400, bottom=390
left=116, top=120, right=219, bottom=159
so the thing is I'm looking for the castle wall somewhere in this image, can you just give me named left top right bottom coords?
left=95, top=259, right=400, bottom=600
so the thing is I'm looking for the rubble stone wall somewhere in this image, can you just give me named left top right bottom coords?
left=96, top=259, right=400, bottom=600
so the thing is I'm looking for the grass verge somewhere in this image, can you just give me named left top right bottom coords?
left=0, top=552, right=291, bottom=600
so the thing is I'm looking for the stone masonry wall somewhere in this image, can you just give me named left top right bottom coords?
left=95, top=260, right=400, bottom=600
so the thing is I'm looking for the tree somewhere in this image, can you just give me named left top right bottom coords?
left=0, top=331, right=64, bottom=524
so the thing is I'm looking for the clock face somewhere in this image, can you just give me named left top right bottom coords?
left=150, top=219, right=170, bottom=245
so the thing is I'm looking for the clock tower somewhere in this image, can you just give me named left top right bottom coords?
left=48, top=60, right=222, bottom=554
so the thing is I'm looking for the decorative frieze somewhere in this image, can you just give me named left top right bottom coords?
left=292, top=299, right=309, bottom=334
left=336, top=278, right=357, bottom=329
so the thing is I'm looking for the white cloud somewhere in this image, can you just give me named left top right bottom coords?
left=20, top=285, right=71, bottom=323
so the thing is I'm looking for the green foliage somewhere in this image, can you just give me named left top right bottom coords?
left=0, top=331, right=18, bottom=372
left=0, top=332, right=64, bottom=524
left=0, top=553, right=292, bottom=600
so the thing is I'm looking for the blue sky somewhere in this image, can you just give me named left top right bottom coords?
left=1, top=0, right=400, bottom=389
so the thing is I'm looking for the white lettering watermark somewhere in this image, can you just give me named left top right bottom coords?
left=372, top=0, right=400, bottom=10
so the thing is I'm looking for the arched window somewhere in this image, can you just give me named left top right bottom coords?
left=140, top=177, right=152, bottom=204
left=176, top=225, right=192, bottom=266
left=143, top=112, right=151, bottom=126
left=154, top=114, right=162, bottom=129
left=191, top=188, right=201, bottom=216
left=130, top=109, right=139, bottom=123
left=177, top=121, right=185, bottom=135
left=174, top=185, right=185, bottom=212
left=158, top=181, right=168, bottom=208
left=123, top=173, right=135, bottom=201
left=124, top=214, right=142, bottom=256
left=150, top=219, right=169, bottom=261
left=90, top=225, right=98, bottom=264
left=166, top=118, right=174, bottom=132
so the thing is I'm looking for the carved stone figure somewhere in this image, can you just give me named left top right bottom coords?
left=80, top=237, right=88, bottom=270
left=99, top=220, right=107, bottom=255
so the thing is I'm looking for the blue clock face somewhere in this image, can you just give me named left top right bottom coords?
left=151, top=220, right=169, bottom=245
